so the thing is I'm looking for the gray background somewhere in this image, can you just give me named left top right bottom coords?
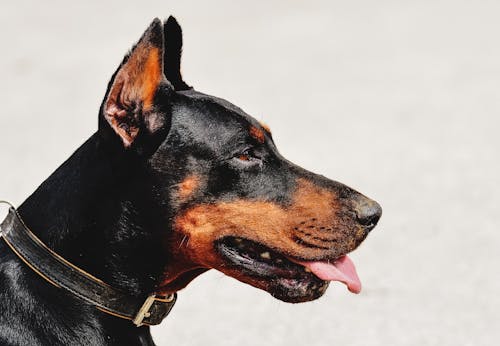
left=0, top=1, right=498, bottom=345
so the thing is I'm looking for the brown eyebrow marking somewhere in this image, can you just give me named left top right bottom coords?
left=249, top=126, right=265, bottom=143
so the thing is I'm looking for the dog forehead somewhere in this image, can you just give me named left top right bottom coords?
left=165, top=90, right=268, bottom=152
left=178, top=89, right=244, bottom=111
left=175, top=89, right=258, bottom=127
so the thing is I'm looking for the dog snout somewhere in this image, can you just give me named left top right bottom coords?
left=352, top=195, right=382, bottom=231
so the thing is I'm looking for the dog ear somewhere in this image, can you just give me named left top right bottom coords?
left=163, top=16, right=191, bottom=91
left=103, top=18, right=167, bottom=147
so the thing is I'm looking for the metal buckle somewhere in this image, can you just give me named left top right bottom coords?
left=132, top=294, right=175, bottom=327
left=0, top=200, right=15, bottom=237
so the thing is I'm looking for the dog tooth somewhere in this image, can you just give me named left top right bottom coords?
left=260, top=252, right=271, bottom=259
left=304, top=267, right=311, bottom=273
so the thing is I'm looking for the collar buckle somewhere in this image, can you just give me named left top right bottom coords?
left=133, top=293, right=175, bottom=327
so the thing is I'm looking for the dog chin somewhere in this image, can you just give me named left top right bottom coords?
left=217, top=267, right=330, bottom=303
left=266, top=276, right=330, bottom=303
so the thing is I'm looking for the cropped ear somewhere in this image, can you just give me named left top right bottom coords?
left=103, top=18, right=166, bottom=147
left=163, top=16, right=191, bottom=91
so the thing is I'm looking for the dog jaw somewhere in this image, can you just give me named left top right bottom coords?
left=156, top=179, right=371, bottom=302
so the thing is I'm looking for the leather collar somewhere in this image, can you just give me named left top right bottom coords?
left=0, top=205, right=176, bottom=327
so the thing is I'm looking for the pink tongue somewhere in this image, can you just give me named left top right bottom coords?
left=295, top=255, right=362, bottom=294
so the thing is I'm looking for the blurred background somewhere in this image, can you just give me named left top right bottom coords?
left=0, top=1, right=499, bottom=345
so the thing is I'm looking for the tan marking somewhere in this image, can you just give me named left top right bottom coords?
left=249, top=126, right=265, bottom=143
left=178, top=176, right=200, bottom=200
left=140, top=47, right=162, bottom=110
left=119, top=46, right=161, bottom=112
left=173, top=179, right=358, bottom=267
left=158, top=179, right=363, bottom=294
left=105, top=40, right=162, bottom=146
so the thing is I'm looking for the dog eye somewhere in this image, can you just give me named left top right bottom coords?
left=235, top=148, right=260, bottom=162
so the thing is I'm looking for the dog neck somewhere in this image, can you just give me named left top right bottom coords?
left=18, top=133, right=167, bottom=294
left=1, top=133, right=168, bottom=345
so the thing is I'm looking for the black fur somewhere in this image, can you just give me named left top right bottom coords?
left=163, top=16, right=191, bottom=91
left=0, top=16, right=380, bottom=345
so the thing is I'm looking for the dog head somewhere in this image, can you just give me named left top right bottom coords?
left=99, top=17, right=381, bottom=303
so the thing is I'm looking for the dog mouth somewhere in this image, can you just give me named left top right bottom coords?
left=215, top=237, right=361, bottom=303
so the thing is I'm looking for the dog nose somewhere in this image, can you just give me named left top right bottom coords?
left=353, top=196, right=382, bottom=230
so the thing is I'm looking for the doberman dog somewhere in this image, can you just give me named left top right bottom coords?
left=0, top=16, right=381, bottom=345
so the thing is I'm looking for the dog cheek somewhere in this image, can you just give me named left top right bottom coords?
left=177, top=175, right=201, bottom=201
left=172, top=213, right=220, bottom=267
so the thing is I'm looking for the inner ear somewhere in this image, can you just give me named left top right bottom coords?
left=163, top=16, right=191, bottom=91
left=103, top=18, right=166, bottom=147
